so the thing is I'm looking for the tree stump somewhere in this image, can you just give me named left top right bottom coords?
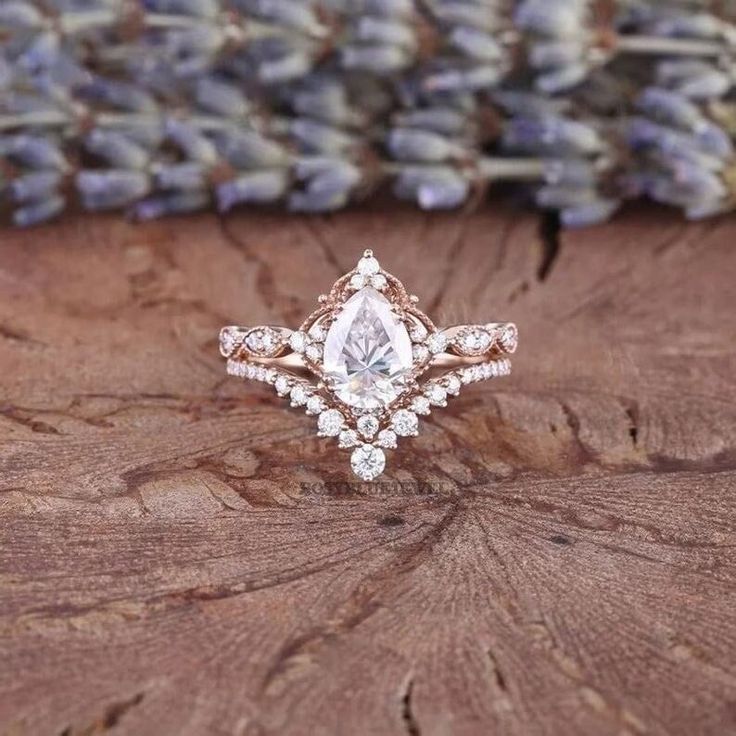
left=1, top=204, right=735, bottom=735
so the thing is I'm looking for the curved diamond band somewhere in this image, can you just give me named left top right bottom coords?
left=219, top=250, right=518, bottom=480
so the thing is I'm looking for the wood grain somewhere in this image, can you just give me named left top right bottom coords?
left=0, top=204, right=735, bottom=736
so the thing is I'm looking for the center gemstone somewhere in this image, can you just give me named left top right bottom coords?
left=323, top=286, right=413, bottom=410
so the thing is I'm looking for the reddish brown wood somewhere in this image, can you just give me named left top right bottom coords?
left=1, top=205, right=735, bottom=735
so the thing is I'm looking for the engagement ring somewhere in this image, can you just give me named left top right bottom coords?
left=220, top=250, right=517, bottom=480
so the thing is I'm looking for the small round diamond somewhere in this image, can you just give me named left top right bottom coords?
left=410, top=396, right=431, bottom=415
left=351, top=444, right=386, bottom=480
left=349, top=273, right=366, bottom=290
left=245, top=330, right=264, bottom=352
left=219, top=326, right=240, bottom=357
left=392, top=409, right=418, bottom=437
left=309, top=323, right=326, bottom=342
left=339, top=429, right=360, bottom=448
left=445, top=374, right=461, bottom=395
left=306, top=395, right=326, bottom=415
left=357, top=255, right=380, bottom=276
left=412, top=344, right=429, bottom=362
left=370, top=273, right=387, bottom=290
left=274, top=375, right=291, bottom=396
left=289, top=331, right=308, bottom=353
left=290, top=384, right=310, bottom=406
left=357, top=415, right=379, bottom=439
left=500, top=323, right=518, bottom=353
left=376, top=429, right=397, bottom=449
left=318, top=409, right=344, bottom=437
left=427, top=332, right=448, bottom=354
left=305, top=343, right=322, bottom=362
left=460, top=328, right=491, bottom=353
left=410, top=322, right=428, bottom=341
left=426, top=384, right=448, bottom=406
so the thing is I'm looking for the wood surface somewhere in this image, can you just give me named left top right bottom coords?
left=0, top=204, right=735, bottom=736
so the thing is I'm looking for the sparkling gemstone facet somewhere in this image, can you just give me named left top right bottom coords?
left=323, top=287, right=413, bottom=410
left=351, top=444, right=386, bottom=480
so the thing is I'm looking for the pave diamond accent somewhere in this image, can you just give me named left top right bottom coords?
left=357, top=253, right=380, bottom=276
left=219, top=326, right=244, bottom=357
left=500, top=323, right=518, bottom=353
left=410, top=395, right=431, bottom=415
left=323, top=286, right=413, bottom=410
left=290, top=384, right=311, bottom=406
left=357, top=415, right=379, bottom=439
left=427, top=332, right=448, bottom=354
left=392, top=409, right=419, bottom=437
left=351, top=444, right=386, bottom=480
left=426, top=384, right=448, bottom=407
left=289, top=331, right=308, bottom=353
left=376, top=429, right=397, bottom=449
left=306, top=395, right=326, bottom=415
left=318, top=409, right=345, bottom=436
left=339, top=429, right=360, bottom=448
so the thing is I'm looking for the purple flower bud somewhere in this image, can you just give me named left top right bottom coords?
left=85, top=130, right=149, bottom=170
left=165, top=119, right=217, bottom=164
left=651, top=13, right=724, bottom=41
left=503, top=116, right=602, bottom=156
left=154, top=162, right=207, bottom=191
left=388, top=128, right=456, bottom=162
left=433, top=2, right=498, bottom=31
left=76, top=170, right=150, bottom=210
left=637, top=87, right=702, bottom=131
left=10, top=171, right=62, bottom=203
left=493, top=91, right=568, bottom=117
left=1, top=135, right=68, bottom=171
left=355, top=17, right=415, bottom=48
left=536, top=63, right=589, bottom=94
left=258, top=53, right=312, bottom=84
left=82, top=78, right=158, bottom=113
left=0, top=2, right=43, bottom=29
left=515, top=1, right=581, bottom=38
left=240, top=0, right=325, bottom=35
left=449, top=27, right=503, bottom=62
left=529, top=41, right=584, bottom=69
left=676, top=70, right=731, bottom=100
left=144, top=0, right=220, bottom=19
left=290, top=119, right=356, bottom=155
left=543, top=160, right=596, bottom=187
left=560, top=199, right=619, bottom=228
left=194, top=78, right=250, bottom=118
left=394, top=107, right=467, bottom=136
left=342, top=45, right=408, bottom=73
left=291, top=78, right=359, bottom=126
left=213, top=129, right=289, bottom=169
left=132, top=191, right=210, bottom=221
left=13, top=195, right=65, bottom=227
left=424, top=65, right=502, bottom=92
left=216, top=170, right=288, bottom=210
left=18, top=31, right=60, bottom=73
left=695, top=123, right=733, bottom=159
left=393, top=165, right=469, bottom=209
left=289, top=159, right=360, bottom=211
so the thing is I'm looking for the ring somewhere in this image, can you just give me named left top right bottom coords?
left=219, top=250, right=518, bottom=480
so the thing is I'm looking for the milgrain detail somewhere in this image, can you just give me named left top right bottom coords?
left=0, top=208, right=734, bottom=734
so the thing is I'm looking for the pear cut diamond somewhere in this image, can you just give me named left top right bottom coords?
left=323, top=287, right=413, bottom=410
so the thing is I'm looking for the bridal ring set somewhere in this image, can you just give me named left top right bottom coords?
left=219, top=250, right=517, bottom=480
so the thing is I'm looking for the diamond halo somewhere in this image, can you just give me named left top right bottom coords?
left=220, top=250, right=517, bottom=480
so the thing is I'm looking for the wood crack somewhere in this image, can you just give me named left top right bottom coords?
left=400, top=677, right=420, bottom=736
